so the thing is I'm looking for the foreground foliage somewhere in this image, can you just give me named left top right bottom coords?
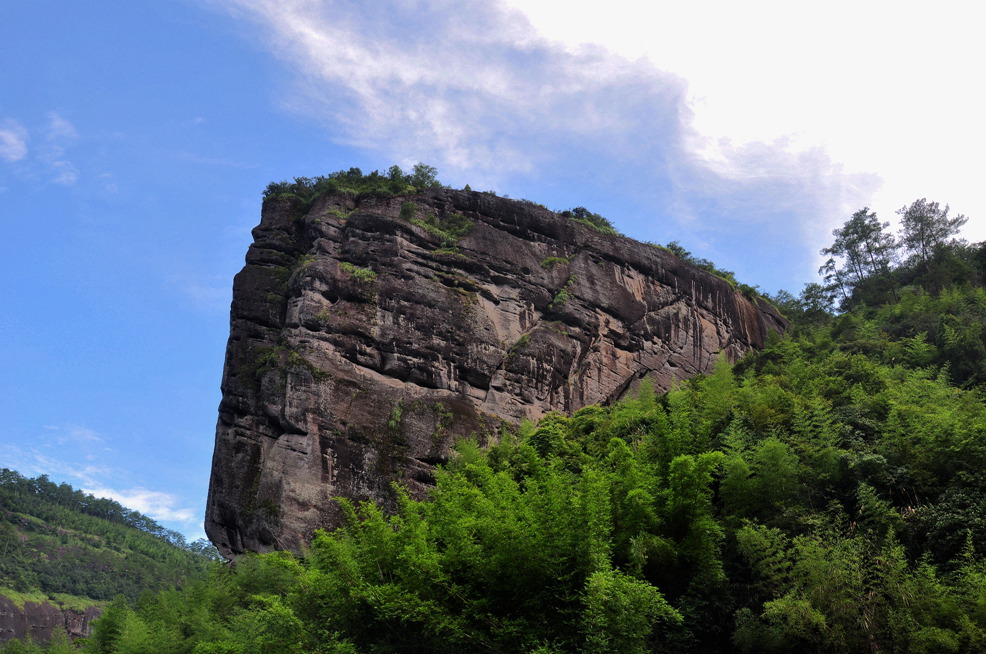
left=10, top=197, right=986, bottom=653
left=17, top=279, right=981, bottom=653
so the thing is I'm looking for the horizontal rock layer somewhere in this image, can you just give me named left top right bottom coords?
left=206, top=189, right=786, bottom=556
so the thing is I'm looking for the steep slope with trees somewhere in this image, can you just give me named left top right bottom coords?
left=0, top=470, right=217, bottom=646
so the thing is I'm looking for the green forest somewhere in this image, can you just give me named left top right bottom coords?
left=6, top=190, right=986, bottom=653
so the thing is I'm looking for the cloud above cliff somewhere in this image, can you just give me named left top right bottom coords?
left=204, top=0, right=982, bottom=289
left=206, top=0, right=897, bottom=286
left=509, top=0, right=984, bottom=236
left=211, top=0, right=686, bottom=179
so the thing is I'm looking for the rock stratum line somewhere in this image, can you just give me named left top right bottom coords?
left=206, top=189, right=786, bottom=556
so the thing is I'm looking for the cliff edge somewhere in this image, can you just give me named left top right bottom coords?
left=205, top=188, right=786, bottom=556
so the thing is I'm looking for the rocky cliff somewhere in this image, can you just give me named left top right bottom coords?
left=205, top=188, right=786, bottom=557
left=0, top=596, right=100, bottom=645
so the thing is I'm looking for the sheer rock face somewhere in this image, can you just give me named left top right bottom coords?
left=206, top=189, right=786, bottom=556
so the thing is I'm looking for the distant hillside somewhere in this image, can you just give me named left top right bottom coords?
left=0, top=469, right=216, bottom=645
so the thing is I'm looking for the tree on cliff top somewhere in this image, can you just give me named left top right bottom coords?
left=898, top=198, right=968, bottom=271
left=820, top=207, right=896, bottom=291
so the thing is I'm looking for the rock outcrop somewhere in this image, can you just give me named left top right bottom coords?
left=206, top=189, right=786, bottom=557
left=0, top=596, right=100, bottom=644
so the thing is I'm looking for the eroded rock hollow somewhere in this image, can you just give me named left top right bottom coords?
left=205, top=189, right=786, bottom=556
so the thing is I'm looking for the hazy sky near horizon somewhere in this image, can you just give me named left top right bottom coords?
left=1, top=0, right=980, bottom=541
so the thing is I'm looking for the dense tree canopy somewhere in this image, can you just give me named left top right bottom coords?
left=261, top=163, right=445, bottom=205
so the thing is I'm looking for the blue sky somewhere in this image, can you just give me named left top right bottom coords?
left=1, top=0, right=981, bottom=542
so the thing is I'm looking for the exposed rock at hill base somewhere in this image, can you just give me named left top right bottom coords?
left=0, top=596, right=100, bottom=644
left=206, top=188, right=786, bottom=556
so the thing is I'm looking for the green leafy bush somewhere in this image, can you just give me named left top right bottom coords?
left=541, top=256, right=571, bottom=269
left=338, top=261, right=377, bottom=284
left=549, top=275, right=576, bottom=308
left=399, top=201, right=417, bottom=221
left=560, top=206, right=619, bottom=235
left=411, top=212, right=474, bottom=249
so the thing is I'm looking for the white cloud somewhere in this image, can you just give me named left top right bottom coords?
left=209, top=0, right=919, bottom=290
left=504, top=0, right=985, bottom=242
left=41, top=112, right=79, bottom=185
left=671, top=137, right=881, bottom=274
left=0, top=118, right=28, bottom=162
left=0, top=114, right=86, bottom=186
left=83, top=486, right=198, bottom=524
left=210, top=0, right=688, bottom=181
left=60, top=423, right=104, bottom=444
left=37, top=422, right=104, bottom=448
left=50, top=161, right=79, bottom=185
left=46, top=112, right=78, bottom=141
